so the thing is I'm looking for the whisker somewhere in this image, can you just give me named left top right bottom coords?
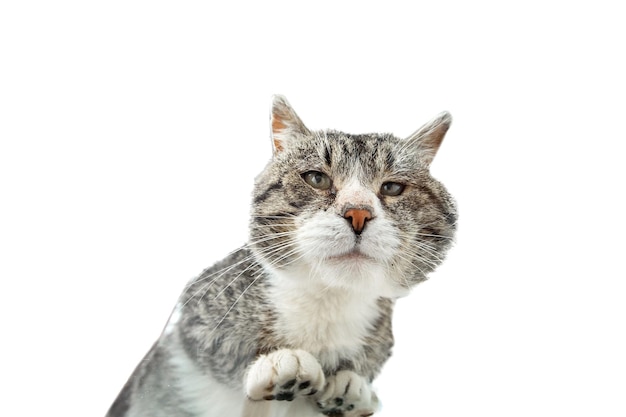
left=408, top=240, right=445, bottom=258
left=247, top=231, right=297, bottom=246
left=414, top=232, right=454, bottom=240
left=210, top=242, right=299, bottom=302
left=265, top=247, right=305, bottom=269
left=207, top=271, right=265, bottom=337
left=210, top=261, right=259, bottom=301
left=394, top=252, right=429, bottom=276
left=402, top=245, right=443, bottom=268
left=183, top=246, right=252, bottom=289
left=185, top=250, right=254, bottom=290
left=250, top=223, right=297, bottom=229
left=185, top=240, right=299, bottom=307
left=186, top=232, right=299, bottom=296
left=181, top=256, right=260, bottom=308
left=252, top=214, right=297, bottom=220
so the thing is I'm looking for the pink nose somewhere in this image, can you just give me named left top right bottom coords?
left=343, top=208, right=372, bottom=235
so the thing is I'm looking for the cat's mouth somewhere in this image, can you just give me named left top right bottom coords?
left=328, top=249, right=373, bottom=262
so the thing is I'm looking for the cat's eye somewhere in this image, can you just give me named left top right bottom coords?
left=380, top=182, right=405, bottom=196
left=302, top=171, right=332, bottom=190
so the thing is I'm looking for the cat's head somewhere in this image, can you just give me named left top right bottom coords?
left=250, top=95, right=456, bottom=298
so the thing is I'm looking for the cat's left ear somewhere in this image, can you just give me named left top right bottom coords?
left=405, top=111, right=452, bottom=168
left=270, top=95, right=311, bottom=155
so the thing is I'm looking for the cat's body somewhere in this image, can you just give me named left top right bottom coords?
left=107, top=96, right=457, bottom=417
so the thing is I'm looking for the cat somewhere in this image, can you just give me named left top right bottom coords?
left=106, top=95, right=457, bottom=417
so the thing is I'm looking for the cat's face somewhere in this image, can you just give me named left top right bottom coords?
left=250, top=96, right=456, bottom=298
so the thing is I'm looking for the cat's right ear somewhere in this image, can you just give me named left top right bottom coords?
left=270, top=95, right=311, bottom=155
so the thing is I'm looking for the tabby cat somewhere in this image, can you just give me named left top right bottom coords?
left=107, top=96, right=457, bottom=417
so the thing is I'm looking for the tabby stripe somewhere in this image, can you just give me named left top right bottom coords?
left=289, top=200, right=305, bottom=209
left=444, top=211, right=457, bottom=226
left=416, top=184, right=448, bottom=216
left=324, top=145, right=332, bottom=166
left=253, top=180, right=283, bottom=204
left=384, top=152, right=395, bottom=171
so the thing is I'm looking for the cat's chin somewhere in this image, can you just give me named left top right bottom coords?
left=304, top=256, right=406, bottom=298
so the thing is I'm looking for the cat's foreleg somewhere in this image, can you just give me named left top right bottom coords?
left=245, top=349, right=325, bottom=402
left=245, top=350, right=378, bottom=417
left=315, top=370, right=379, bottom=417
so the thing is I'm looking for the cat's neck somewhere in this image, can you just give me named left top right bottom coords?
left=267, top=265, right=383, bottom=370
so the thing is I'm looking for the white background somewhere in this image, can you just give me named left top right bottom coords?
left=1, top=1, right=625, bottom=416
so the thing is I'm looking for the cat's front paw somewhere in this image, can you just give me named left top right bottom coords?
left=316, top=370, right=379, bottom=417
left=245, top=349, right=325, bottom=402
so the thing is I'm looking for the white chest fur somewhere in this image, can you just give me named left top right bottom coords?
left=268, top=266, right=382, bottom=370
